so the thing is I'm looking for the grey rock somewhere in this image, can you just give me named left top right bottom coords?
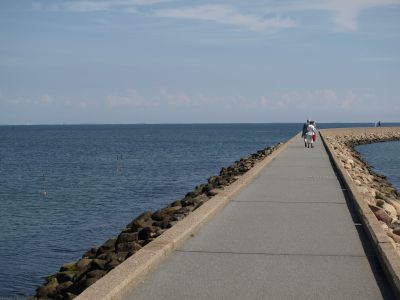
left=86, top=269, right=107, bottom=279
left=56, top=271, right=76, bottom=283
left=56, top=281, right=73, bottom=294
left=116, top=241, right=142, bottom=253
left=76, top=258, right=92, bottom=270
left=117, top=232, right=138, bottom=244
left=91, top=258, right=107, bottom=270
left=36, top=277, right=58, bottom=298
left=82, top=247, right=97, bottom=259
left=138, top=227, right=154, bottom=241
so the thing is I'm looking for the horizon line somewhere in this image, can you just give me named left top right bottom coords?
left=1, top=121, right=399, bottom=126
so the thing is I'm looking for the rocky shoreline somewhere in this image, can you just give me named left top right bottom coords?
left=31, top=142, right=284, bottom=300
left=323, top=127, right=400, bottom=254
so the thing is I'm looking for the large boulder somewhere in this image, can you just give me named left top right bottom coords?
left=374, top=208, right=393, bottom=224
left=68, top=278, right=97, bottom=295
left=393, top=228, right=400, bottom=236
left=116, top=241, right=142, bottom=253
left=86, top=269, right=107, bottom=279
left=151, top=210, right=170, bottom=222
left=36, top=277, right=59, bottom=298
left=60, top=262, right=78, bottom=272
left=117, top=232, right=138, bottom=244
left=82, top=247, right=97, bottom=259
left=76, top=258, right=92, bottom=270
left=63, top=292, right=77, bottom=300
left=96, top=252, right=117, bottom=262
left=56, top=271, right=76, bottom=283
left=174, top=206, right=194, bottom=216
left=169, top=200, right=182, bottom=207
left=207, top=176, right=220, bottom=188
left=96, top=238, right=116, bottom=256
left=160, top=206, right=181, bottom=215
left=105, top=258, right=121, bottom=270
left=138, top=227, right=154, bottom=241
left=152, top=220, right=172, bottom=229
left=126, top=211, right=154, bottom=231
left=91, top=258, right=107, bottom=270
left=192, top=194, right=209, bottom=208
left=56, top=281, right=73, bottom=294
left=388, top=232, right=400, bottom=243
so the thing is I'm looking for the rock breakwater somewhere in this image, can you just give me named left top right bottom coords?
left=31, top=142, right=283, bottom=300
left=323, top=127, right=400, bottom=254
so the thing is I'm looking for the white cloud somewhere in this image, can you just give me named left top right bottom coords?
left=107, top=89, right=159, bottom=107
left=155, top=4, right=296, bottom=31
left=32, top=0, right=400, bottom=33
left=161, top=89, right=192, bottom=106
left=259, top=96, right=269, bottom=107
left=281, top=0, right=400, bottom=31
left=36, top=0, right=171, bottom=12
left=39, top=94, right=54, bottom=105
left=263, top=89, right=372, bottom=110
left=341, top=91, right=362, bottom=109
left=316, top=0, right=400, bottom=31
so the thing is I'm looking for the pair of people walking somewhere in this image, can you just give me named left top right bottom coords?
left=301, top=120, right=317, bottom=148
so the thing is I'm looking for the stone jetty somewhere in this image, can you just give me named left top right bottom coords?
left=31, top=143, right=283, bottom=300
left=117, top=129, right=395, bottom=299
left=322, top=127, right=400, bottom=255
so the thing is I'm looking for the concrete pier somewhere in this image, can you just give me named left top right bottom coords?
left=123, top=135, right=394, bottom=299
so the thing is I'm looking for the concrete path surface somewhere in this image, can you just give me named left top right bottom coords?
left=125, top=136, right=394, bottom=299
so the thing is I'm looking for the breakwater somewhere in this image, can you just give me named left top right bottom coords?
left=31, top=142, right=284, bottom=300
left=324, top=127, right=400, bottom=248
left=322, top=127, right=400, bottom=252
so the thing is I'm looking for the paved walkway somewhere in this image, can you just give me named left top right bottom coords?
left=125, top=136, right=394, bottom=299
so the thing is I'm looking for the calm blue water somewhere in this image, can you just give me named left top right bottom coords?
left=356, top=141, right=400, bottom=190
left=0, top=123, right=397, bottom=297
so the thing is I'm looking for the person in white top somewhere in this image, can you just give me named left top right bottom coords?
left=305, top=121, right=317, bottom=148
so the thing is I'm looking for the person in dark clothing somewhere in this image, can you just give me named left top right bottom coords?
left=301, top=120, right=309, bottom=147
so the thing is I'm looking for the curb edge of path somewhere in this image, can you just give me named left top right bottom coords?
left=320, top=129, right=400, bottom=299
left=76, top=133, right=301, bottom=300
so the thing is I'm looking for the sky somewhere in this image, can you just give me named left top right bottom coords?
left=0, top=0, right=399, bottom=124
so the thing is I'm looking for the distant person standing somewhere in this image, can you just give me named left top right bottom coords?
left=378, top=120, right=381, bottom=127
left=305, top=121, right=317, bottom=148
left=301, top=120, right=309, bottom=147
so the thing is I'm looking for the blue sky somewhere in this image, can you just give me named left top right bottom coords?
left=0, top=0, right=399, bottom=124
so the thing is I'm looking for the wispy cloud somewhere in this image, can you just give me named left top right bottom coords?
left=160, top=89, right=192, bottom=106
left=0, top=91, right=95, bottom=108
left=314, top=0, right=400, bottom=31
left=264, top=89, right=371, bottom=109
left=105, top=88, right=375, bottom=111
left=154, top=4, right=296, bottom=31
left=279, top=0, right=400, bottom=31
left=107, top=89, right=159, bottom=107
left=39, top=94, right=54, bottom=105
left=34, top=0, right=171, bottom=12
left=33, top=0, right=399, bottom=32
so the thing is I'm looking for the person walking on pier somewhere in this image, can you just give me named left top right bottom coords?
left=301, top=120, right=309, bottom=147
left=305, top=121, right=317, bottom=148
left=312, top=120, right=317, bottom=143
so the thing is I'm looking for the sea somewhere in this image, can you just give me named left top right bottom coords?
left=0, top=123, right=399, bottom=298
left=356, top=141, right=400, bottom=190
